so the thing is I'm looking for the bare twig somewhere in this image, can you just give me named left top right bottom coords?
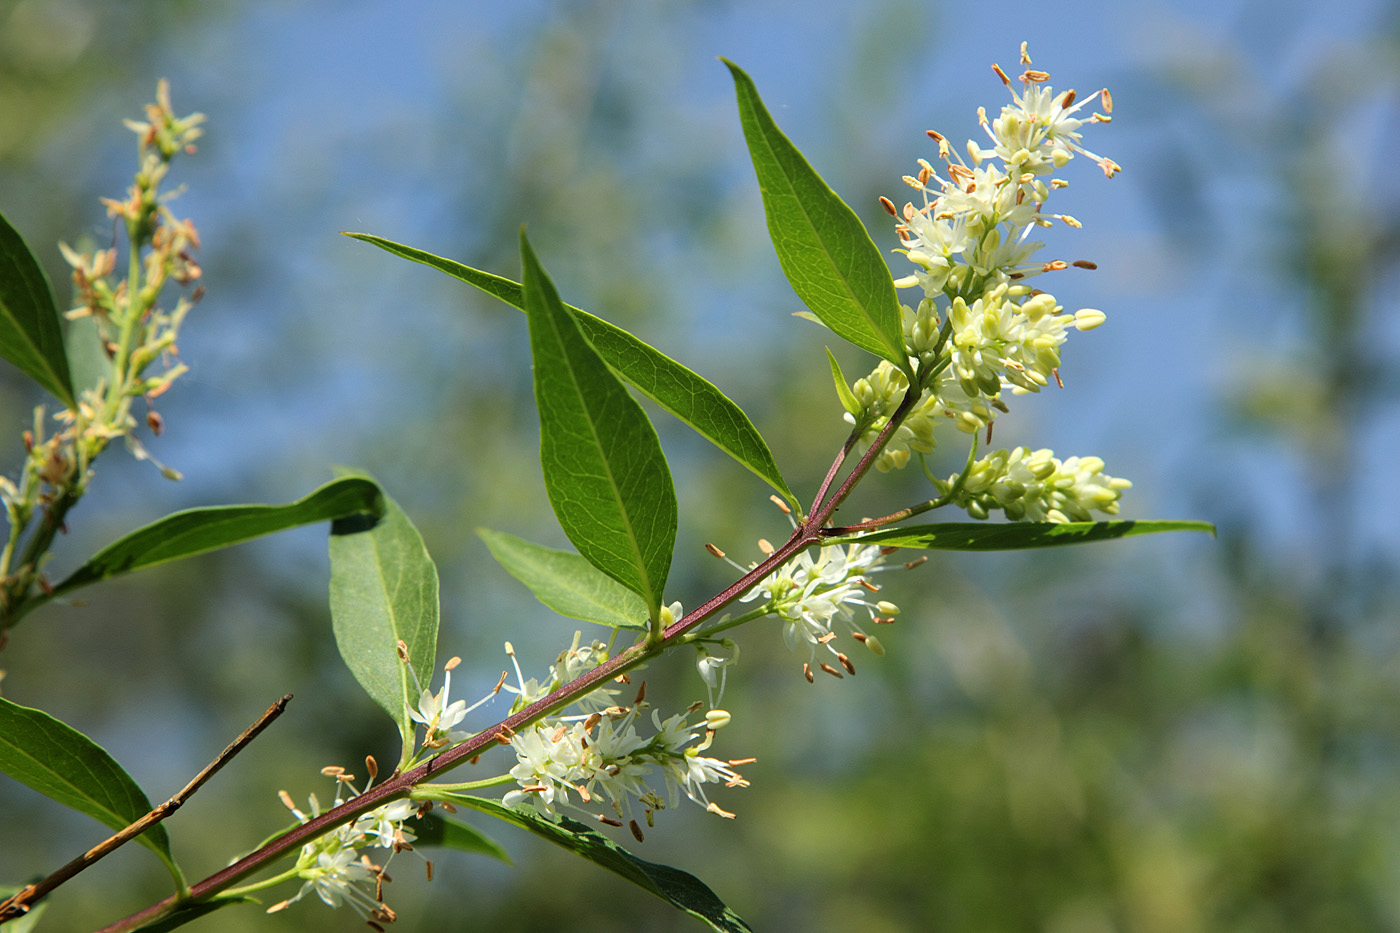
left=0, top=694, right=292, bottom=924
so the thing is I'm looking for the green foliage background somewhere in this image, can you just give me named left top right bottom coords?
left=1, top=1, right=1397, bottom=930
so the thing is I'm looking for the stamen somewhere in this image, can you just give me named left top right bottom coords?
left=707, top=802, right=737, bottom=819
left=878, top=196, right=898, bottom=217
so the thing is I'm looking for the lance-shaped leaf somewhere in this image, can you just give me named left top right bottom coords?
left=0, top=211, right=73, bottom=406
left=47, top=477, right=385, bottom=604
left=0, top=698, right=177, bottom=877
left=445, top=794, right=753, bottom=933
left=722, top=60, right=909, bottom=376
left=826, top=520, right=1216, bottom=550
left=328, top=481, right=439, bottom=756
left=344, top=233, right=795, bottom=506
left=477, top=528, right=649, bottom=630
left=521, top=232, right=677, bottom=619
left=408, top=811, right=511, bottom=864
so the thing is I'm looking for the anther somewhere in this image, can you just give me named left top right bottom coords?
left=1044, top=260, right=1068, bottom=272
left=706, top=543, right=726, bottom=559
left=492, top=670, right=508, bottom=694
left=817, top=632, right=837, bottom=644
left=630, top=820, right=645, bottom=843
left=599, top=815, right=623, bottom=827
left=445, top=656, right=461, bottom=671
left=396, top=640, right=410, bottom=662
left=707, top=802, right=737, bottom=819
left=1060, top=89, right=1077, bottom=108
left=584, top=712, right=602, bottom=732
left=366, top=755, right=379, bottom=782
left=904, top=555, right=927, bottom=570
left=1073, top=260, right=1097, bottom=270
left=426, top=860, right=434, bottom=882
left=803, top=663, right=815, bottom=683
left=926, top=129, right=945, bottom=143
left=837, top=653, right=856, bottom=675
left=1101, top=88, right=1113, bottom=113
left=758, top=538, right=774, bottom=556
left=320, top=765, right=345, bottom=776
left=878, top=196, right=898, bottom=216
left=634, top=681, right=648, bottom=705
left=1024, top=69, right=1050, bottom=83
left=991, top=63, right=1011, bottom=86
left=819, top=662, right=844, bottom=679
left=769, top=495, right=791, bottom=514
left=551, top=724, right=568, bottom=743
left=615, top=673, right=632, bottom=684
left=858, top=579, right=880, bottom=592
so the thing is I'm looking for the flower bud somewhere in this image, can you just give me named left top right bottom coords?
left=705, top=709, right=732, bottom=730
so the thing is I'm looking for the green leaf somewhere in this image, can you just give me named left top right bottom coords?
left=408, top=811, right=512, bottom=864
left=133, top=899, right=251, bottom=933
left=0, top=885, right=49, bottom=933
left=343, top=233, right=795, bottom=505
left=0, top=698, right=177, bottom=877
left=328, top=480, right=439, bottom=756
left=828, top=520, right=1217, bottom=550
left=47, top=477, right=385, bottom=602
left=722, top=60, right=909, bottom=375
left=445, top=795, right=753, bottom=933
left=477, top=528, right=649, bottom=630
left=520, top=232, right=677, bottom=619
left=0, top=211, right=73, bottom=406
left=826, top=347, right=862, bottom=418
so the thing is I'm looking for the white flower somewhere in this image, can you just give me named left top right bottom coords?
left=408, top=665, right=471, bottom=749
left=350, top=799, right=417, bottom=849
left=945, top=446, right=1131, bottom=522
left=696, top=640, right=739, bottom=707
left=742, top=542, right=893, bottom=661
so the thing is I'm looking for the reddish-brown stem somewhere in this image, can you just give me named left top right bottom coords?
left=97, top=383, right=924, bottom=933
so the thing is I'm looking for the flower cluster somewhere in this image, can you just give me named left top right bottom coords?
left=739, top=541, right=894, bottom=680
left=500, top=635, right=750, bottom=828
left=844, top=45, right=1118, bottom=479
left=266, top=768, right=417, bottom=925
left=937, top=446, right=1131, bottom=522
